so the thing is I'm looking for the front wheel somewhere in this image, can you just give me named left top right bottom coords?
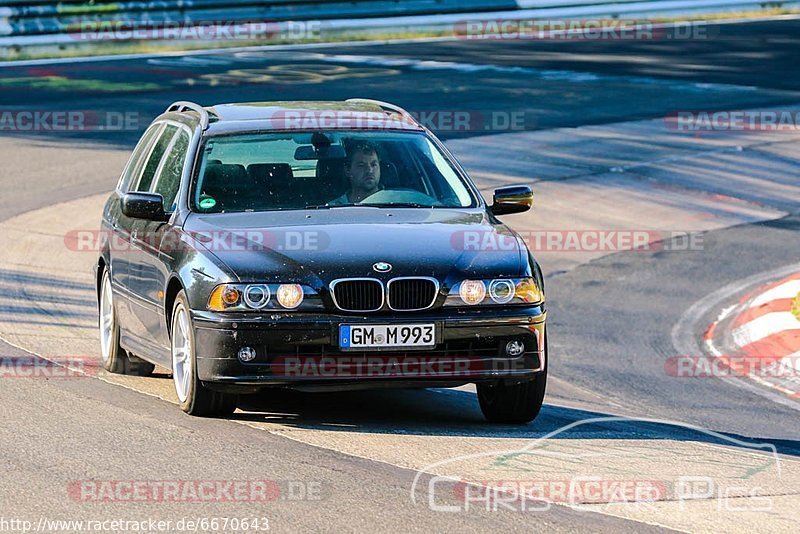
left=477, top=331, right=548, bottom=424
left=171, top=290, right=237, bottom=417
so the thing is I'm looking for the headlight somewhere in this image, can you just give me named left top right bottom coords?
left=208, top=283, right=321, bottom=311
left=459, top=279, right=486, bottom=305
left=276, top=284, right=304, bottom=309
left=488, top=279, right=515, bottom=304
left=243, top=284, right=270, bottom=309
left=445, top=277, right=543, bottom=307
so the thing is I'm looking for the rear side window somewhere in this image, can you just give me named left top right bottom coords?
left=152, top=129, right=190, bottom=212
left=135, top=125, right=177, bottom=193
left=117, top=124, right=162, bottom=192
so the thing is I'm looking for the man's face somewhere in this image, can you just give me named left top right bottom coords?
left=347, top=150, right=381, bottom=194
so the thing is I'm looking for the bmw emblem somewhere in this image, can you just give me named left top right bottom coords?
left=373, top=262, right=392, bottom=273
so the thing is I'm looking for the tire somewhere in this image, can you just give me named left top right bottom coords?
left=171, top=290, right=237, bottom=417
left=477, top=331, right=548, bottom=424
left=98, top=268, right=154, bottom=376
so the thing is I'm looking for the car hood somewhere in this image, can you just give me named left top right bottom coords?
left=182, top=208, right=524, bottom=289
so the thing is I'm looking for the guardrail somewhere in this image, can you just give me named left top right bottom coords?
left=0, top=0, right=797, bottom=47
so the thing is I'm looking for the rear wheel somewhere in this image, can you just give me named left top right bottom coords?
left=171, top=290, right=237, bottom=417
left=477, top=330, right=548, bottom=424
left=98, top=269, right=154, bottom=376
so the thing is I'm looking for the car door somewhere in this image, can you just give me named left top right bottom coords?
left=123, top=124, right=179, bottom=355
left=136, top=125, right=192, bottom=355
left=106, top=122, right=163, bottom=330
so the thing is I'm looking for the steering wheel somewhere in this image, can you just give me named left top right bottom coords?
left=359, top=188, right=440, bottom=205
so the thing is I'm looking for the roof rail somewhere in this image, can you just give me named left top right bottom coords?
left=345, top=98, right=420, bottom=127
left=165, top=101, right=212, bottom=130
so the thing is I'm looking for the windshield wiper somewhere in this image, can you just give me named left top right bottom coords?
left=302, top=204, right=353, bottom=209
left=360, top=202, right=437, bottom=208
left=303, top=202, right=439, bottom=209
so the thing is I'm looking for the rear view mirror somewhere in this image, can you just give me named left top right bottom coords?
left=121, top=192, right=168, bottom=221
left=294, top=145, right=346, bottom=160
left=490, top=185, right=533, bottom=216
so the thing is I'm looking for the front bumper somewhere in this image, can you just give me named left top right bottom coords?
left=191, top=306, right=546, bottom=391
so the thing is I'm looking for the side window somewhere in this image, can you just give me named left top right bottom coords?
left=152, top=129, right=190, bottom=212
left=135, top=125, right=177, bottom=193
left=117, top=124, right=161, bottom=192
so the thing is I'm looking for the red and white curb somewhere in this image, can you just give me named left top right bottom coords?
left=704, top=271, right=800, bottom=399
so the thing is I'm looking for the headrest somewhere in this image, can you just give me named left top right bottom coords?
left=247, top=163, right=294, bottom=183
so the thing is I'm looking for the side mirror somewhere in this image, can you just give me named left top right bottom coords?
left=490, top=185, right=533, bottom=216
left=121, top=192, right=168, bottom=221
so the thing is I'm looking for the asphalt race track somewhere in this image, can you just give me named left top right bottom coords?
left=1, top=17, right=800, bottom=532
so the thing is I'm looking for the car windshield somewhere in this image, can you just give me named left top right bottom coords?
left=191, top=131, right=477, bottom=213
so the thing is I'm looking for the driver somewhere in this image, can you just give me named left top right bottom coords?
left=328, top=141, right=381, bottom=205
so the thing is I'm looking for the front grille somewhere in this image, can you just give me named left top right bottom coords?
left=388, top=278, right=438, bottom=311
left=331, top=279, right=383, bottom=312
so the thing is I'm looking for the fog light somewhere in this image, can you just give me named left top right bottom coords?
left=505, top=340, right=525, bottom=357
left=238, top=346, right=257, bottom=362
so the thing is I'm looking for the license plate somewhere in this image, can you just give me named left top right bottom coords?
left=339, top=324, right=435, bottom=349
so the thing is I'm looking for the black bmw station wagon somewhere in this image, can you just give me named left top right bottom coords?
left=95, top=100, right=547, bottom=423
